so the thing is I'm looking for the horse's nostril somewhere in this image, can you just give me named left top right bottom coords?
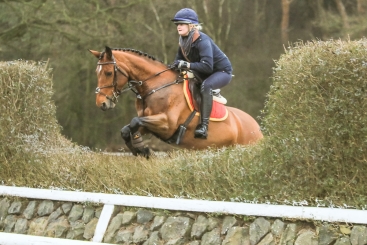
left=101, top=102, right=107, bottom=111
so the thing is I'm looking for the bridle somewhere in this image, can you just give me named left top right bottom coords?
left=95, top=54, right=181, bottom=103
left=95, top=55, right=133, bottom=104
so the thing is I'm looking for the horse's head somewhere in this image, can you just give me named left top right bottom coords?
left=89, top=46, right=130, bottom=111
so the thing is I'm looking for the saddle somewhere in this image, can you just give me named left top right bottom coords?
left=182, top=72, right=228, bottom=121
left=164, top=71, right=229, bottom=145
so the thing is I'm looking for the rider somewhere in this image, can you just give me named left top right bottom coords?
left=171, top=8, right=233, bottom=139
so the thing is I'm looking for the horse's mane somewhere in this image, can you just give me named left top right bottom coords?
left=100, top=48, right=164, bottom=64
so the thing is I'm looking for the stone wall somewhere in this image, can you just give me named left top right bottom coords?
left=0, top=197, right=366, bottom=245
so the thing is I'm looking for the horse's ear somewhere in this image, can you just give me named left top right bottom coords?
left=89, top=50, right=101, bottom=59
left=105, top=46, right=113, bottom=60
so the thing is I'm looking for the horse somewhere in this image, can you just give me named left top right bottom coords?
left=89, top=46, right=263, bottom=157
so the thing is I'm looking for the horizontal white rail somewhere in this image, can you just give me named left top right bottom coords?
left=0, top=233, right=115, bottom=245
left=1, top=185, right=367, bottom=224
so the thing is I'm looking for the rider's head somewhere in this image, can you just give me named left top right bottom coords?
left=171, top=8, right=202, bottom=36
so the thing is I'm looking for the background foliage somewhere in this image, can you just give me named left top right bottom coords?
left=0, top=0, right=366, bottom=150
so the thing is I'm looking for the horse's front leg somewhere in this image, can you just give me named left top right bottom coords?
left=122, top=114, right=170, bottom=158
left=120, top=124, right=139, bottom=156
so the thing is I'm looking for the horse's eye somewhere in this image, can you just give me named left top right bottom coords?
left=105, top=71, right=113, bottom=77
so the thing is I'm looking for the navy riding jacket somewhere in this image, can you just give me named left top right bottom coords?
left=175, top=31, right=232, bottom=80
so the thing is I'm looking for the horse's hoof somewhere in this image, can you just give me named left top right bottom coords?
left=137, top=147, right=150, bottom=159
left=124, top=141, right=138, bottom=156
left=143, top=147, right=150, bottom=159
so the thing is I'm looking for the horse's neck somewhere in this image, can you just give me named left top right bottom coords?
left=120, top=56, right=177, bottom=88
left=116, top=52, right=180, bottom=101
left=116, top=54, right=160, bottom=81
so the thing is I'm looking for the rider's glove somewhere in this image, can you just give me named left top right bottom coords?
left=173, top=60, right=190, bottom=70
left=178, top=60, right=190, bottom=69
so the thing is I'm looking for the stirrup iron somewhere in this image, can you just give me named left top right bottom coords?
left=212, top=89, right=227, bottom=104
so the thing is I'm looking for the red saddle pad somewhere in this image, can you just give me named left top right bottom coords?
left=183, top=79, right=228, bottom=121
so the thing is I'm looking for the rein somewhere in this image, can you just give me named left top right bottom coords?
left=96, top=56, right=179, bottom=103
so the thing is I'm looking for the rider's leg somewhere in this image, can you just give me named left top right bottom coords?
left=194, top=84, right=213, bottom=139
left=194, top=71, right=232, bottom=139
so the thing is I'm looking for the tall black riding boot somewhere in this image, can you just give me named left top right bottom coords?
left=194, top=90, right=213, bottom=139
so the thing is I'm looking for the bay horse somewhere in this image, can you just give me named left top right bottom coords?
left=89, top=46, right=263, bottom=157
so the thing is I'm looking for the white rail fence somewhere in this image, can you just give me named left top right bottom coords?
left=1, top=185, right=367, bottom=244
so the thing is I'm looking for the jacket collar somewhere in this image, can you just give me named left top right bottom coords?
left=192, top=29, right=200, bottom=42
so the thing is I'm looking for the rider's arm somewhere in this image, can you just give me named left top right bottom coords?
left=189, top=38, right=213, bottom=74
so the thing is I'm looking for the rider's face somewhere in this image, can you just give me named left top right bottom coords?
left=176, top=24, right=190, bottom=36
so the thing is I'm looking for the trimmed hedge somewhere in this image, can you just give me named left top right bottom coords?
left=1, top=61, right=57, bottom=132
left=257, top=39, right=367, bottom=206
left=0, top=60, right=72, bottom=159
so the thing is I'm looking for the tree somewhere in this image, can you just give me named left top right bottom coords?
left=281, top=0, right=292, bottom=44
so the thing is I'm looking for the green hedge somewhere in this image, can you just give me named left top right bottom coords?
left=258, top=39, right=367, bottom=206
left=0, top=61, right=65, bottom=158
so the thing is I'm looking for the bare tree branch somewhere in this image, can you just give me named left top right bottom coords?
left=148, top=0, right=167, bottom=63
left=356, top=0, right=364, bottom=14
left=334, top=0, right=349, bottom=30
left=281, top=0, right=292, bottom=44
